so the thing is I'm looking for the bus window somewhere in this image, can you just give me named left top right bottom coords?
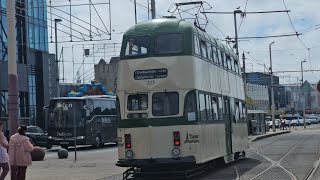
left=152, top=92, right=179, bottom=116
left=127, top=94, right=148, bottom=111
left=200, top=39, right=208, bottom=59
left=194, top=35, right=200, bottom=55
left=155, top=34, right=183, bottom=54
left=184, top=90, right=197, bottom=121
left=211, top=96, right=218, bottom=120
left=125, top=36, right=150, bottom=57
left=199, top=93, right=206, bottom=122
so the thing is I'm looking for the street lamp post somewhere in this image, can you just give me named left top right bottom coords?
left=7, top=0, right=19, bottom=137
left=54, top=19, right=62, bottom=97
left=301, top=59, right=306, bottom=128
left=269, top=41, right=276, bottom=132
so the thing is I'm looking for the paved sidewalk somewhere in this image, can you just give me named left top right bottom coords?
left=249, top=124, right=320, bottom=142
left=26, top=147, right=125, bottom=180
left=249, top=130, right=290, bottom=142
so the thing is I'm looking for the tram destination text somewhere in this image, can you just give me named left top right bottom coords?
left=134, top=68, right=168, bottom=80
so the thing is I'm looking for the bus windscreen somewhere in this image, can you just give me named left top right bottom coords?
left=48, top=99, right=86, bottom=128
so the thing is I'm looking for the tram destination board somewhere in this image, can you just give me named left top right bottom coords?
left=134, top=68, right=168, bottom=80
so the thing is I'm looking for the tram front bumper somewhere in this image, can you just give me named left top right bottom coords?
left=116, top=156, right=196, bottom=168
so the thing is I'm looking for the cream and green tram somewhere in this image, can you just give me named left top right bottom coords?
left=116, top=17, right=248, bottom=169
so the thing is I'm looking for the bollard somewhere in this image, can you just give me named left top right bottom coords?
left=31, top=146, right=45, bottom=161
left=58, top=148, right=69, bottom=159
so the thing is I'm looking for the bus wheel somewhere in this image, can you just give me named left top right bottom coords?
left=93, top=135, right=102, bottom=148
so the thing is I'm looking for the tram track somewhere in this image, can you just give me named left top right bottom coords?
left=246, top=133, right=320, bottom=180
left=249, top=135, right=309, bottom=180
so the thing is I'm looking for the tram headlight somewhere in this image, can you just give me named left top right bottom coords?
left=48, top=136, right=53, bottom=140
left=172, top=147, right=181, bottom=157
left=126, top=150, right=134, bottom=159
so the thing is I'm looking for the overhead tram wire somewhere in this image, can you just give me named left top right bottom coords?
left=282, top=0, right=319, bottom=80
left=282, top=0, right=308, bottom=50
left=238, top=0, right=249, bottom=34
left=12, top=7, right=111, bottom=43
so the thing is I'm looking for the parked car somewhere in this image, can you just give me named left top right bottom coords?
left=26, top=126, right=52, bottom=149
left=305, top=115, right=320, bottom=124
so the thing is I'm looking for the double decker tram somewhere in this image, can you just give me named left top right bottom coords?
left=116, top=17, right=248, bottom=177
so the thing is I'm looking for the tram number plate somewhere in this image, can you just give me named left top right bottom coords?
left=147, top=80, right=155, bottom=85
left=134, top=68, right=168, bottom=80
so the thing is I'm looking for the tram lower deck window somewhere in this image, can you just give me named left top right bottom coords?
left=152, top=92, right=179, bottom=116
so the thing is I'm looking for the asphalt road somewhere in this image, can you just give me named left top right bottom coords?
left=29, top=128, right=320, bottom=180
left=197, top=129, right=320, bottom=180
left=102, top=128, right=320, bottom=180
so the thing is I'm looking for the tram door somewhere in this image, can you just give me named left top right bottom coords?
left=224, top=97, right=232, bottom=155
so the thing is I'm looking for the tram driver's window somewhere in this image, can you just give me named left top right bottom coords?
left=127, top=94, right=148, bottom=111
left=125, top=36, right=150, bottom=57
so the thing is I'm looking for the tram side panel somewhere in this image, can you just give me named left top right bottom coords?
left=198, top=124, right=227, bottom=164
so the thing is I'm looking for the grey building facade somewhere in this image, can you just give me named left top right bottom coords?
left=94, top=57, right=119, bottom=93
left=0, top=1, right=56, bottom=130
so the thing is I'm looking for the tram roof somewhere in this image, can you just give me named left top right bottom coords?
left=123, top=17, right=238, bottom=60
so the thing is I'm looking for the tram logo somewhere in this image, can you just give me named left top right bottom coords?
left=184, top=132, right=200, bottom=144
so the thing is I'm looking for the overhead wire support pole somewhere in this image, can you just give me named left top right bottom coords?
left=269, top=41, right=275, bottom=132
left=89, top=0, right=92, bottom=40
left=69, top=0, right=73, bottom=42
left=151, top=0, right=156, bottom=19
left=134, top=0, right=137, bottom=24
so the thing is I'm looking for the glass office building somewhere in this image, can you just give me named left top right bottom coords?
left=0, top=0, right=56, bottom=129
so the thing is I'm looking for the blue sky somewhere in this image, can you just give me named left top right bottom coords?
left=48, top=0, right=320, bottom=85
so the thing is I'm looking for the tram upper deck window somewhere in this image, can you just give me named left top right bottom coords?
left=152, top=92, right=179, bottom=116
left=155, top=34, right=183, bottom=54
left=127, top=94, right=148, bottom=111
left=125, top=36, right=150, bottom=57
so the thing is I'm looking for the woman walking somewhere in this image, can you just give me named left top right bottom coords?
left=9, top=126, right=34, bottom=180
left=0, top=121, right=9, bottom=180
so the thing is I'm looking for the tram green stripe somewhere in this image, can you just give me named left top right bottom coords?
left=119, top=116, right=197, bottom=128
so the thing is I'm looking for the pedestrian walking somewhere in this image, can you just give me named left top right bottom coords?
left=8, top=126, right=34, bottom=180
left=0, top=121, right=9, bottom=180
